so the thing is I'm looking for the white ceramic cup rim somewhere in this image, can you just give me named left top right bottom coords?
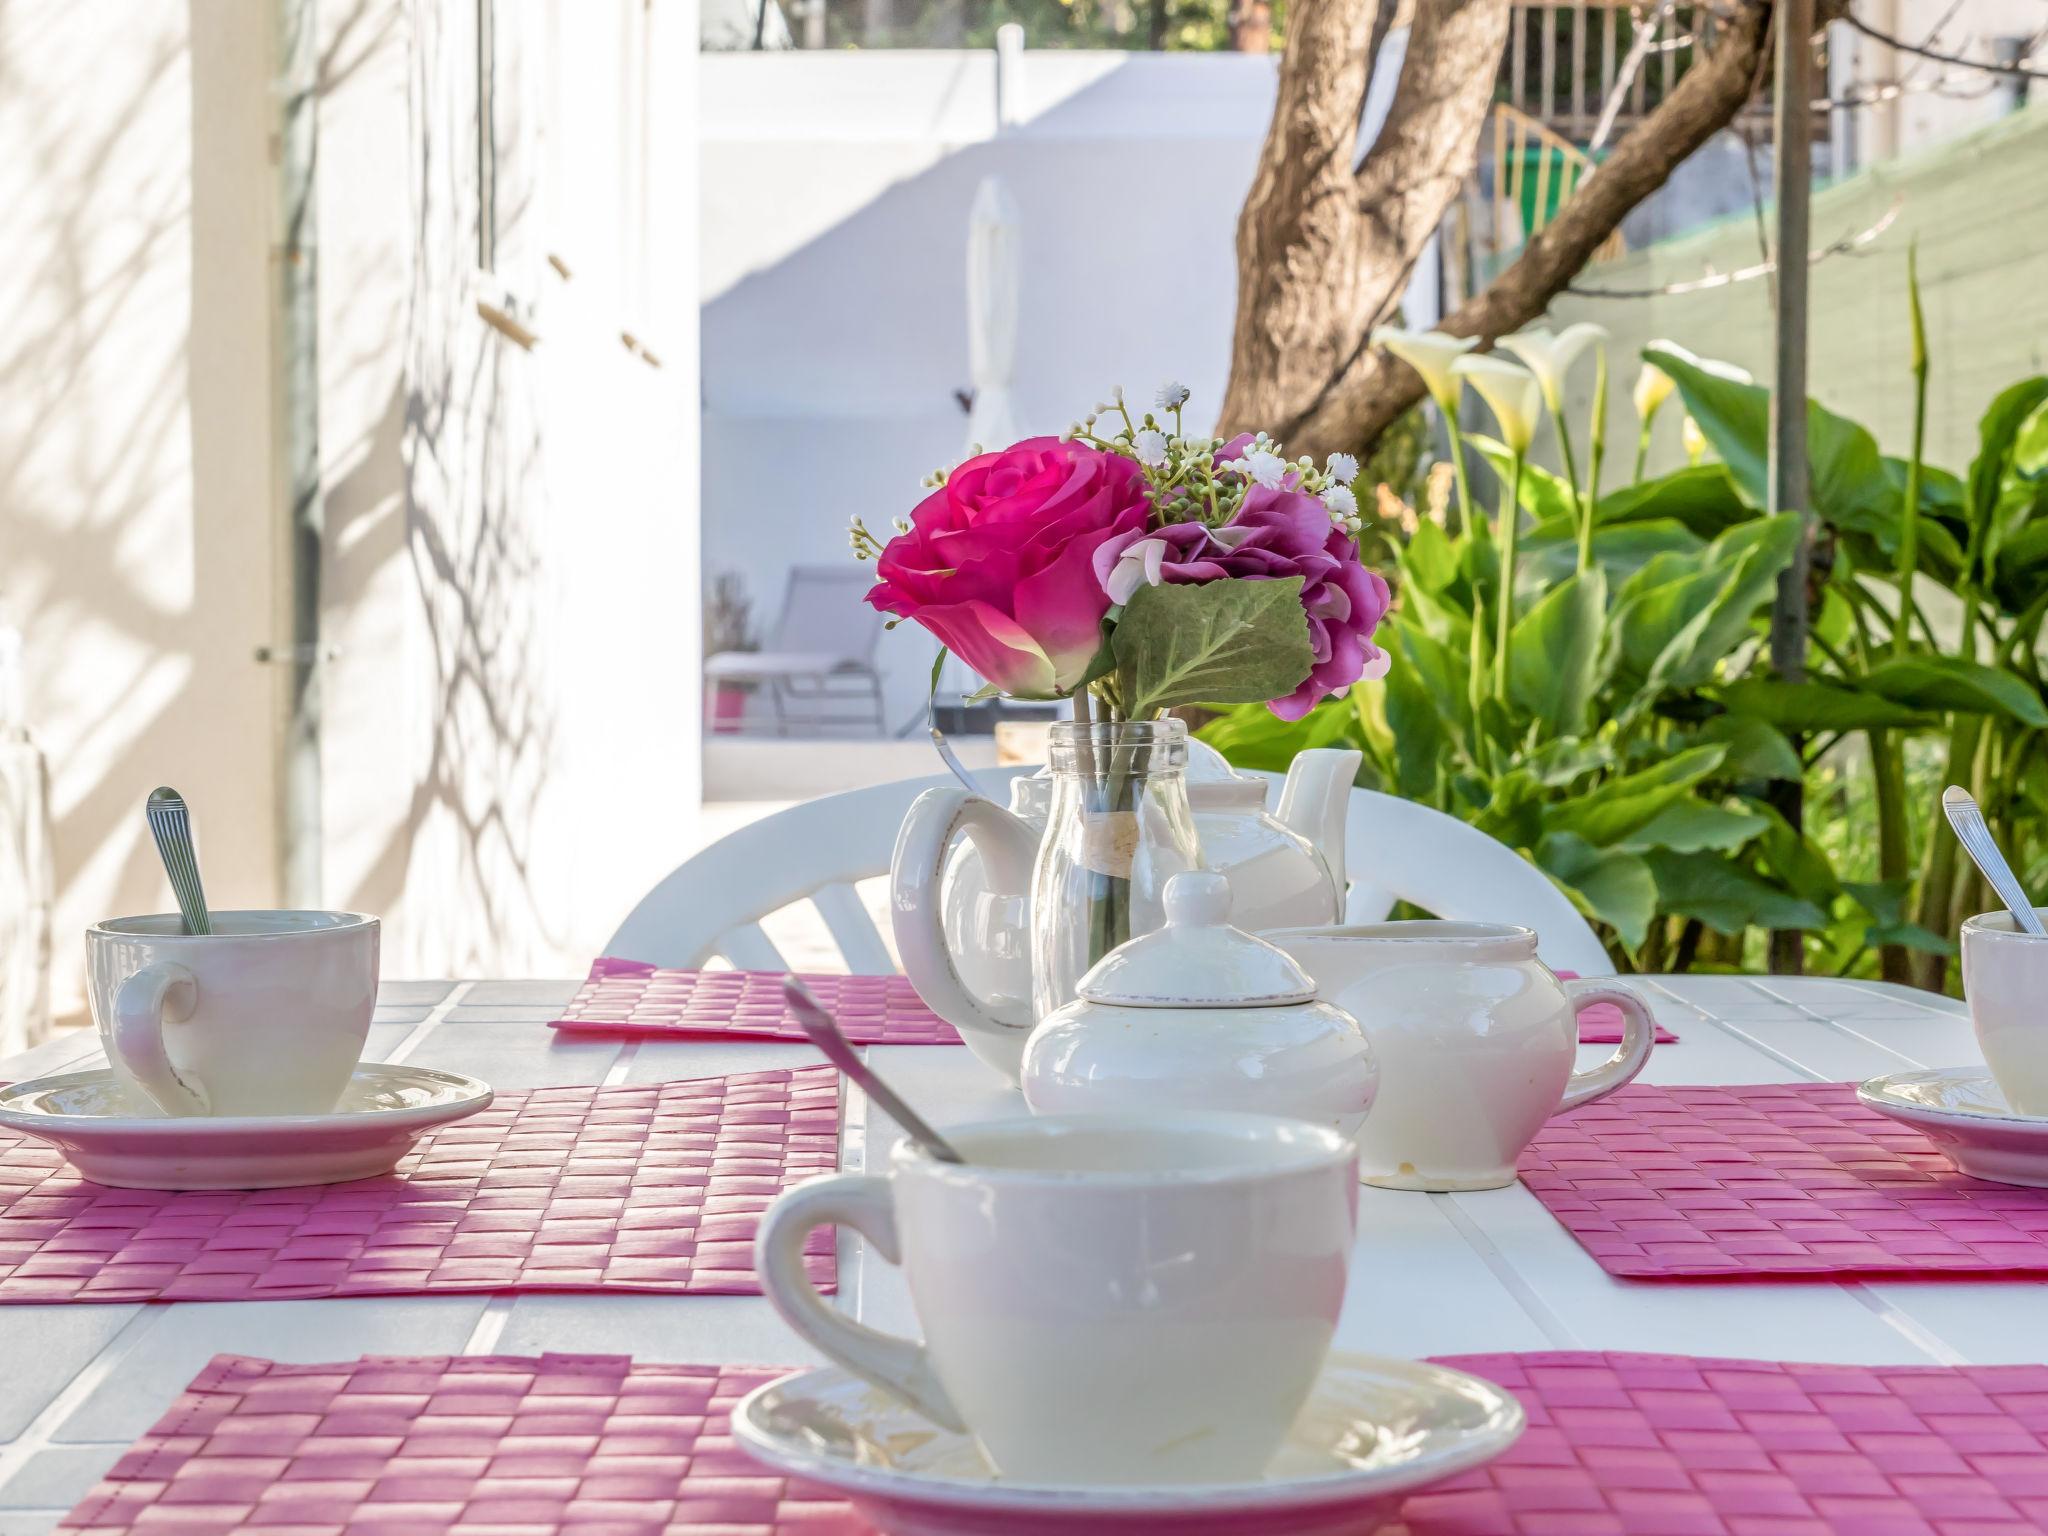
left=89, top=910, right=379, bottom=943
left=1265, top=920, right=1539, bottom=961
left=889, top=1110, right=1355, bottom=1189
left=1962, top=910, right=2048, bottom=943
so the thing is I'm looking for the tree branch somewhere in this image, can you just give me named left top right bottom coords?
left=1839, top=10, right=2048, bottom=82
left=1564, top=197, right=1899, bottom=298
left=1303, top=0, right=1843, bottom=454
left=1219, top=0, right=1509, bottom=450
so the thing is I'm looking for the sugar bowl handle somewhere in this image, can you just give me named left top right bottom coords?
left=1558, top=983, right=1656, bottom=1112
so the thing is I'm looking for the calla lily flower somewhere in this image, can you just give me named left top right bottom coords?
left=1682, top=414, right=1709, bottom=465
left=1633, top=362, right=1676, bottom=426
left=1498, top=323, right=1611, bottom=414
left=1450, top=354, right=1544, bottom=455
left=1373, top=328, right=1479, bottom=412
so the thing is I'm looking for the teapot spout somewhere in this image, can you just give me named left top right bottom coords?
left=1275, top=748, right=1362, bottom=919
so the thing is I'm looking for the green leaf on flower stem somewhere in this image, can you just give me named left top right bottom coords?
left=1112, top=578, right=1314, bottom=720
left=1644, top=849, right=1830, bottom=935
left=1854, top=655, right=2048, bottom=727
left=1507, top=568, right=1608, bottom=739
left=1543, top=744, right=1728, bottom=848
left=1536, top=833, right=1657, bottom=951
left=1071, top=612, right=1123, bottom=692
left=1619, top=797, right=1769, bottom=854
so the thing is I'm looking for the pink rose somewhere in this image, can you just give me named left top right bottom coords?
left=1092, top=483, right=1392, bottom=721
left=868, top=438, right=1152, bottom=696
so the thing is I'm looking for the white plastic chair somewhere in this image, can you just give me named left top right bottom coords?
left=608, top=770, right=1613, bottom=978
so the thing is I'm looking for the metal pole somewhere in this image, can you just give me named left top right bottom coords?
left=276, top=0, right=324, bottom=909
left=1766, top=0, right=1813, bottom=974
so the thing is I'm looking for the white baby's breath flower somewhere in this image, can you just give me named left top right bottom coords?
left=1326, top=452, right=1359, bottom=484
left=1322, top=485, right=1359, bottom=519
left=1133, top=429, right=1170, bottom=467
left=892, top=517, right=911, bottom=533
left=1242, top=448, right=1288, bottom=490
left=1155, top=381, right=1191, bottom=411
left=1110, top=385, right=1124, bottom=404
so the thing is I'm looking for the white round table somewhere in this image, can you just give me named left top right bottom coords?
left=0, top=974, right=2019, bottom=1533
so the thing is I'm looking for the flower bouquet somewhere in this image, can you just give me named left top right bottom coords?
left=852, top=385, right=1392, bottom=996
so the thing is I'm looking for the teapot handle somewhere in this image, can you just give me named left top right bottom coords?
left=891, top=786, right=1038, bottom=1058
left=1558, top=983, right=1657, bottom=1111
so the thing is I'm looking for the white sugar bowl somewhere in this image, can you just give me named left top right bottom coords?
left=1021, top=871, right=1378, bottom=1140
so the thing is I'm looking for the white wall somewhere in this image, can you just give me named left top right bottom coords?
left=0, top=1, right=700, bottom=1014
left=700, top=50, right=1281, bottom=728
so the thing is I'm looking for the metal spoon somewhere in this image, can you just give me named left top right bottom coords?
left=145, top=787, right=212, bottom=936
left=783, top=976, right=966, bottom=1164
left=1943, top=785, right=2045, bottom=937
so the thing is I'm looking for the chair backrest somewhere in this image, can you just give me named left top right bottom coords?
left=771, top=564, right=885, bottom=661
left=610, top=768, right=1615, bottom=978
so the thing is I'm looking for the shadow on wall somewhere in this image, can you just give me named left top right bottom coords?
left=699, top=54, right=1275, bottom=729
left=319, top=0, right=563, bottom=976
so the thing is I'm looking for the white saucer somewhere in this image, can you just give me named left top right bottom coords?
left=1858, top=1065, right=2048, bottom=1186
left=0, top=1063, right=493, bottom=1189
left=731, top=1351, right=1523, bottom=1536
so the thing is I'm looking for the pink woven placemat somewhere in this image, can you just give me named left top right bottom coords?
left=556, top=959, right=1675, bottom=1044
left=550, top=958, right=960, bottom=1045
left=56, top=1353, right=858, bottom=1535
left=1522, top=1081, right=2048, bottom=1280
left=61, top=1349, right=2048, bottom=1534
left=0, top=1067, right=839, bottom=1304
left=1408, top=1350, right=2048, bottom=1534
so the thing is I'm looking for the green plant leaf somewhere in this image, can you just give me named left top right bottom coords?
left=1619, top=798, right=1770, bottom=853
left=1113, top=578, right=1314, bottom=718
left=1466, top=434, right=1575, bottom=526
left=1854, top=655, right=2048, bottom=727
left=1715, top=677, right=1937, bottom=732
left=1544, top=744, right=1728, bottom=847
left=1694, top=715, right=1801, bottom=781
left=1521, top=517, right=1702, bottom=590
left=1195, top=696, right=1359, bottom=775
left=1508, top=568, right=1609, bottom=738
left=1399, top=518, right=1459, bottom=595
left=1594, top=465, right=1753, bottom=540
left=1536, top=833, right=1657, bottom=951
left=1969, top=379, right=2048, bottom=534
left=1644, top=849, right=1830, bottom=934
left=1608, top=513, right=1800, bottom=693
left=1644, top=343, right=1894, bottom=530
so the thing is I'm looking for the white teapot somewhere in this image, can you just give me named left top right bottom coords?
left=891, top=733, right=1358, bottom=1084
left=1022, top=871, right=1378, bottom=1140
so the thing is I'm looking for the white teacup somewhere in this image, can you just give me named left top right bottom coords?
left=86, top=911, right=379, bottom=1118
left=1271, top=922, right=1655, bottom=1190
left=1961, top=910, right=2048, bottom=1115
left=755, top=1111, right=1358, bottom=1486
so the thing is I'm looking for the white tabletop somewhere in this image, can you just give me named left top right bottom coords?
left=0, top=973, right=2015, bottom=1532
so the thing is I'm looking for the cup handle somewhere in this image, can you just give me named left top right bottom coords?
left=754, top=1173, right=966, bottom=1433
left=111, top=961, right=207, bottom=1115
left=1559, top=983, right=1656, bottom=1112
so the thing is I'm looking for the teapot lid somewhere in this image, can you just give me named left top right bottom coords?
left=1077, top=871, right=1317, bottom=1008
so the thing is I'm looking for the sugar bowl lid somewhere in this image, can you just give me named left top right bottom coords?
left=1077, top=871, right=1317, bottom=1008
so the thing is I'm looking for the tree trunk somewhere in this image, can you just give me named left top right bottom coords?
left=1149, top=0, right=1170, bottom=51
left=1218, top=0, right=1506, bottom=456
left=1222, top=0, right=1823, bottom=460
left=1230, top=0, right=1273, bottom=53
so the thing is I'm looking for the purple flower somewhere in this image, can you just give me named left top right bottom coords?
left=1092, top=484, right=1392, bottom=721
